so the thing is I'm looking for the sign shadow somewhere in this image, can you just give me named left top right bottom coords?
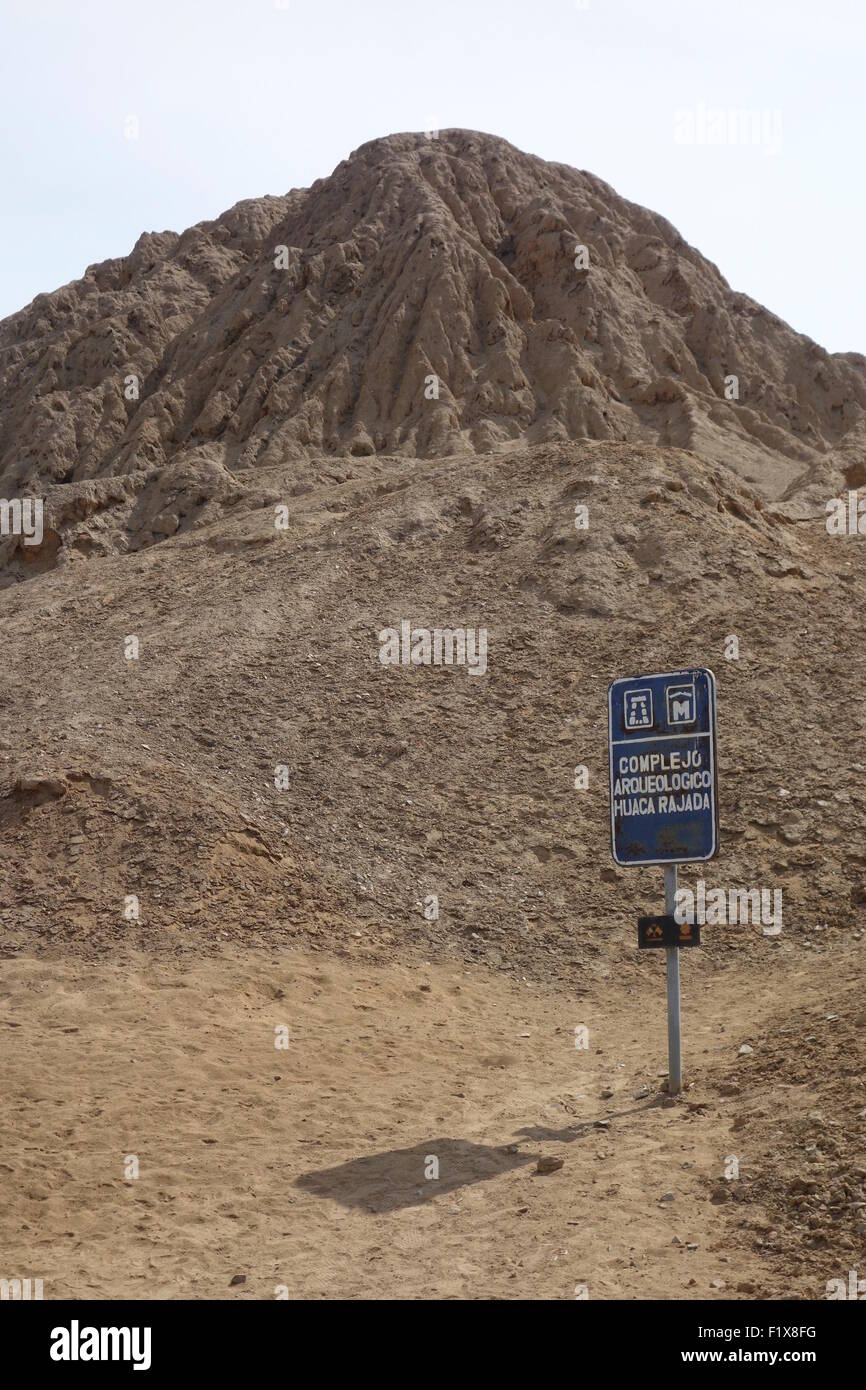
left=295, top=1102, right=658, bottom=1212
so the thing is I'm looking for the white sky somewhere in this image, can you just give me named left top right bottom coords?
left=1, top=0, right=863, bottom=353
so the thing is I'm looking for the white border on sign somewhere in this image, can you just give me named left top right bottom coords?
left=607, top=668, right=718, bottom=866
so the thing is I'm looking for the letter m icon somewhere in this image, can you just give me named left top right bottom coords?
left=666, top=683, right=695, bottom=725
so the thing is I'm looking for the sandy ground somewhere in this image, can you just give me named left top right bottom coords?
left=2, top=938, right=860, bottom=1300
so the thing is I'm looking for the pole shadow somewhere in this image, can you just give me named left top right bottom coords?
left=295, top=1101, right=660, bottom=1212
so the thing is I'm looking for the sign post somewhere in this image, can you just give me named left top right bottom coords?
left=664, top=863, right=682, bottom=1095
left=607, top=669, right=719, bottom=1096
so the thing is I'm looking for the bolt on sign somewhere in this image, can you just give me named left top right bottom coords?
left=607, top=668, right=719, bottom=866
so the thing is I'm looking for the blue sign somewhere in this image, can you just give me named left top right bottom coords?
left=608, top=668, right=719, bottom=866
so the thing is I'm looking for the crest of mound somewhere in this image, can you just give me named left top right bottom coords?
left=1, top=128, right=864, bottom=575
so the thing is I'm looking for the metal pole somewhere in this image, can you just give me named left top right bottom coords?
left=664, top=863, right=682, bottom=1095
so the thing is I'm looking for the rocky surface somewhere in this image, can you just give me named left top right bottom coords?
left=1, top=435, right=864, bottom=971
left=2, top=131, right=865, bottom=582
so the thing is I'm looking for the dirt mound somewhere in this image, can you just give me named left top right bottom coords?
left=0, top=763, right=339, bottom=958
left=691, top=968, right=866, bottom=1295
left=0, top=437, right=863, bottom=973
left=2, top=130, right=865, bottom=582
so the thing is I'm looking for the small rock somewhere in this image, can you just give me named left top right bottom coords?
left=15, top=775, right=67, bottom=798
left=229, top=1274, right=246, bottom=1287
left=535, top=1155, right=564, bottom=1176
left=738, top=1044, right=753, bottom=1055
